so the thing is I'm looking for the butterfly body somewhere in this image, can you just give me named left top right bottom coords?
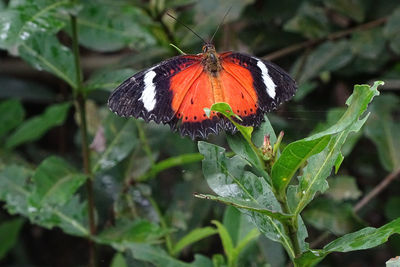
left=108, top=44, right=297, bottom=139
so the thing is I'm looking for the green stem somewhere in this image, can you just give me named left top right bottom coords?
left=225, top=116, right=266, bottom=169
left=137, top=153, right=204, bottom=182
left=135, top=120, right=154, bottom=164
left=147, top=196, right=174, bottom=255
left=279, top=196, right=301, bottom=259
left=71, top=14, right=96, bottom=267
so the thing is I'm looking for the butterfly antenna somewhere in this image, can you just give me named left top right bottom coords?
left=166, top=13, right=207, bottom=44
left=210, top=6, right=232, bottom=43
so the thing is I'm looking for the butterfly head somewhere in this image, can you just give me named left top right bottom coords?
left=202, top=43, right=221, bottom=75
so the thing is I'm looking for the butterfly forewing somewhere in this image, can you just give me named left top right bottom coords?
left=108, top=55, right=201, bottom=123
left=221, top=52, right=297, bottom=113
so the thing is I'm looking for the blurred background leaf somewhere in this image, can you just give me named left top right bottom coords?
left=71, top=0, right=156, bottom=52
left=364, top=94, right=400, bottom=171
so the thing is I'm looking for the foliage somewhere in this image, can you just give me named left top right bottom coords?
left=0, top=0, right=400, bottom=266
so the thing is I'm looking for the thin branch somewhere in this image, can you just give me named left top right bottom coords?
left=147, top=196, right=174, bottom=255
left=71, top=14, right=97, bottom=267
left=263, top=17, right=387, bottom=61
left=354, top=168, right=400, bottom=212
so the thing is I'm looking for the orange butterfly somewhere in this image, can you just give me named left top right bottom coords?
left=108, top=43, right=296, bottom=139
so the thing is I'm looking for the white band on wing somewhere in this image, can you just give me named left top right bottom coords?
left=140, top=70, right=157, bottom=111
left=256, top=59, right=276, bottom=99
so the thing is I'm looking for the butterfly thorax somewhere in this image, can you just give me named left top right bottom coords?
left=202, top=43, right=221, bottom=75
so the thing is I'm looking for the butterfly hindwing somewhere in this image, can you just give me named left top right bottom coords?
left=108, top=55, right=201, bottom=123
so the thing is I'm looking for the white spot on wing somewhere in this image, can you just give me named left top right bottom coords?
left=256, top=59, right=276, bottom=99
left=140, top=70, right=157, bottom=111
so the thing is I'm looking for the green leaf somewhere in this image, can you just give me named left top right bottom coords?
left=364, top=94, right=400, bottom=171
left=351, top=28, right=385, bottom=59
left=0, top=218, right=24, bottom=260
left=18, top=33, right=77, bottom=88
left=110, top=253, right=127, bottom=267
left=181, top=0, right=253, bottom=46
left=294, top=40, right=353, bottom=84
left=284, top=2, right=330, bottom=39
left=0, top=165, right=89, bottom=237
left=6, top=102, right=70, bottom=149
left=30, top=156, right=87, bottom=206
left=0, top=0, right=70, bottom=50
left=385, top=197, right=400, bottom=221
left=128, top=243, right=189, bottom=267
left=92, top=115, right=138, bottom=173
left=235, top=228, right=260, bottom=258
left=198, top=141, right=295, bottom=258
left=227, top=134, right=264, bottom=172
left=71, top=0, right=155, bottom=52
left=0, top=76, right=56, bottom=102
left=334, top=153, right=344, bottom=174
left=326, top=217, right=400, bottom=251
left=46, top=195, right=89, bottom=236
left=212, top=220, right=235, bottom=266
left=85, top=68, right=135, bottom=92
left=384, top=7, right=400, bottom=54
left=172, top=227, right=218, bottom=256
left=211, top=219, right=259, bottom=267
left=223, top=206, right=255, bottom=247
left=195, top=194, right=291, bottom=221
left=207, top=102, right=242, bottom=121
left=0, top=99, right=25, bottom=138
left=271, top=135, right=331, bottom=199
left=293, top=82, right=382, bottom=216
left=326, top=175, right=362, bottom=201
left=297, top=218, right=400, bottom=266
left=0, top=165, right=33, bottom=215
left=324, top=0, right=366, bottom=22
left=96, top=219, right=165, bottom=249
left=303, top=198, right=363, bottom=236
left=208, top=102, right=253, bottom=139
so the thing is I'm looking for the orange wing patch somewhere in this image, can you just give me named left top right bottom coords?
left=170, top=60, right=258, bottom=123
left=220, top=61, right=258, bottom=118
left=170, top=64, right=217, bottom=123
left=173, top=71, right=217, bottom=122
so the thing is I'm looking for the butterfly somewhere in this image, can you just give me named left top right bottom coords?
left=108, top=43, right=297, bottom=139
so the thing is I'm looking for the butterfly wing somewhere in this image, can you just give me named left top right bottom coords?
left=220, top=52, right=297, bottom=117
left=108, top=55, right=202, bottom=123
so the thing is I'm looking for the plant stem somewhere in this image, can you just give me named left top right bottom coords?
left=279, top=198, right=301, bottom=258
left=135, top=120, right=154, bottom=164
left=71, top=14, right=96, bottom=267
left=147, top=196, right=174, bottom=255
